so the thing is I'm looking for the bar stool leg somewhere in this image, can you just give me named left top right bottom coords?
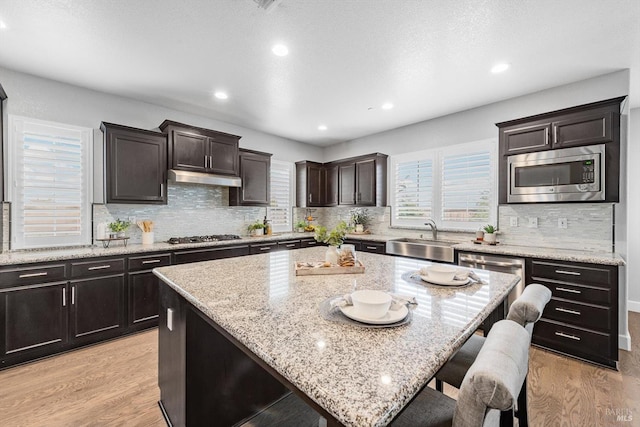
left=516, top=376, right=529, bottom=427
left=435, top=378, right=444, bottom=392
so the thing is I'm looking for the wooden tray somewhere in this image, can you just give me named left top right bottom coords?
left=295, top=260, right=365, bottom=275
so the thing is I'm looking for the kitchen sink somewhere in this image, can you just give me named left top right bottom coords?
left=385, top=238, right=456, bottom=263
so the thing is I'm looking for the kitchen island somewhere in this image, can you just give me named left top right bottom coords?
left=153, top=247, right=520, bottom=427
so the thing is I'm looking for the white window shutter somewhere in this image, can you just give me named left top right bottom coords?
left=268, top=160, right=293, bottom=233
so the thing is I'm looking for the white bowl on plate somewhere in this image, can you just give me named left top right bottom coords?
left=424, top=265, right=457, bottom=282
left=350, top=290, right=392, bottom=319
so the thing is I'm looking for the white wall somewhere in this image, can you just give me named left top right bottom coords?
left=324, top=70, right=632, bottom=349
left=628, top=107, right=640, bottom=313
left=0, top=66, right=323, bottom=164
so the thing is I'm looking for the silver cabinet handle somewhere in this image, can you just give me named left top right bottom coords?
left=88, top=265, right=111, bottom=270
left=556, top=287, right=581, bottom=294
left=72, top=286, right=75, bottom=305
left=555, top=331, right=581, bottom=341
left=555, top=307, right=581, bottom=316
left=142, top=259, right=161, bottom=265
left=160, top=183, right=164, bottom=197
left=307, top=241, right=317, bottom=245
left=19, top=271, right=48, bottom=278
left=309, top=193, right=312, bottom=203
left=459, top=257, right=522, bottom=268
left=62, top=288, right=66, bottom=307
left=209, top=155, right=213, bottom=168
left=285, top=244, right=296, bottom=247
left=366, top=246, right=378, bottom=250
left=260, top=247, right=271, bottom=251
left=204, top=155, right=208, bottom=168
left=555, top=269, right=581, bottom=276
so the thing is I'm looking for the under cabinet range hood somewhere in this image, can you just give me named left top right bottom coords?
left=168, top=169, right=242, bottom=187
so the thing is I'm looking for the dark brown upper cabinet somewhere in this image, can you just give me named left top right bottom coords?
left=160, top=120, right=239, bottom=176
left=324, top=163, right=339, bottom=207
left=230, top=149, right=272, bottom=206
left=100, top=122, right=167, bottom=204
left=496, top=97, right=624, bottom=204
left=296, top=161, right=324, bottom=207
left=295, top=153, right=387, bottom=207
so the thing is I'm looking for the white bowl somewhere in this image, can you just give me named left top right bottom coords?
left=425, top=265, right=457, bottom=282
left=350, top=290, right=392, bottom=319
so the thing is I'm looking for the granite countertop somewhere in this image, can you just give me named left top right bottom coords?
left=0, top=231, right=624, bottom=266
left=153, top=247, right=520, bottom=427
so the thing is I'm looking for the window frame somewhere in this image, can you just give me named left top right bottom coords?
left=7, top=115, right=93, bottom=249
left=268, top=159, right=294, bottom=233
left=390, top=139, right=497, bottom=231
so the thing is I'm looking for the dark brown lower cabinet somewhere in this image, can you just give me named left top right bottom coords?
left=128, top=271, right=160, bottom=330
left=0, top=282, right=68, bottom=367
left=69, top=275, right=125, bottom=344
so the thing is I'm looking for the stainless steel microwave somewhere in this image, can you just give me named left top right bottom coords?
left=507, top=144, right=605, bottom=203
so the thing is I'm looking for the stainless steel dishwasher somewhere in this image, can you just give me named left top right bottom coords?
left=458, top=252, right=525, bottom=310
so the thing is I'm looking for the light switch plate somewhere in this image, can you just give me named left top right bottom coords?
left=528, top=217, right=538, bottom=228
left=558, top=218, right=568, bottom=229
left=510, top=217, right=518, bottom=227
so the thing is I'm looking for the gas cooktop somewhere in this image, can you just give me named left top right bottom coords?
left=167, top=234, right=242, bottom=245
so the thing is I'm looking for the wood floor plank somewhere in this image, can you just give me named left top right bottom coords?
left=0, top=313, right=638, bottom=426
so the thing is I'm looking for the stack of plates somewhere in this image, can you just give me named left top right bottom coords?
left=339, top=305, right=409, bottom=325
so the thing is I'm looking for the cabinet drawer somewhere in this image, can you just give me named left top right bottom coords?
left=544, top=298, right=610, bottom=332
left=250, top=243, right=278, bottom=254
left=530, top=260, right=615, bottom=287
left=536, top=279, right=611, bottom=305
left=533, top=318, right=613, bottom=361
left=174, top=245, right=250, bottom=264
left=277, top=240, right=300, bottom=251
left=300, top=238, right=319, bottom=247
left=0, top=264, right=67, bottom=288
left=70, top=259, right=125, bottom=278
left=129, top=253, right=171, bottom=271
left=360, top=241, right=386, bottom=254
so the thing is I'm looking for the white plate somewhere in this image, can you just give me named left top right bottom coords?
left=339, top=305, right=409, bottom=325
left=419, top=275, right=471, bottom=287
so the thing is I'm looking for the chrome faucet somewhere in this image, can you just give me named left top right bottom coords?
left=424, top=219, right=438, bottom=240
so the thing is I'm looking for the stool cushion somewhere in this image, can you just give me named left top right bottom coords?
left=507, top=284, right=552, bottom=327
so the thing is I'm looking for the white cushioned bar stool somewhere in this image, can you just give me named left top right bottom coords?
left=390, top=319, right=531, bottom=427
left=435, top=283, right=552, bottom=426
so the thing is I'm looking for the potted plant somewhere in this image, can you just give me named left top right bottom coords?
left=349, top=208, right=370, bottom=233
left=483, top=224, right=498, bottom=244
left=295, top=220, right=307, bottom=233
left=314, top=221, right=350, bottom=264
left=247, top=220, right=266, bottom=236
left=108, top=218, right=131, bottom=238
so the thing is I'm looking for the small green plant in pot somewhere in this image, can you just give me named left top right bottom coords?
left=247, top=220, right=266, bottom=236
left=314, top=221, right=350, bottom=264
left=483, top=224, right=498, bottom=244
left=108, top=219, right=130, bottom=238
left=349, top=208, right=370, bottom=233
left=295, top=220, right=307, bottom=233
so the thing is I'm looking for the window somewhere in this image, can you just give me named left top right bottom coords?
left=8, top=116, right=93, bottom=249
left=268, top=160, right=294, bottom=233
left=390, top=139, right=496, bottom=230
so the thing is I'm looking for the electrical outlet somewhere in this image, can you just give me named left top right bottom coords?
left=528, top=217, right=538, bottom=228
left=510, top=217, right=518, bottom=227
left=558, top=218, right=568, bottom=229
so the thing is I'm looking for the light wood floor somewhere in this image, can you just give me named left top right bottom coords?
left=1, top=313, right=638, bottom=427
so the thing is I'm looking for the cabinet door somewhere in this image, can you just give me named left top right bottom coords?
left=69, top=275, right=124, bottom=343
left=338, top=163, right=356, bottom=205
left=324, top=164, right=339, bottom=206
left=552, top=111, right=613, bottom=148
left=103, top=123, right=167, bottom=204
left=502, top=123, right=551, bottom=154
left=355, top=159, right=376, bottom=206
left=307, top=163, right=324, bottom=207
left=0, top=282, right=68, bottom=360
left=209, top=135, right=239, bottom=176
left=171, top=130, right=209, bottom=172
left=128, top=271, right=160, bottom=329
left=231, top=151, right=270, bottom=206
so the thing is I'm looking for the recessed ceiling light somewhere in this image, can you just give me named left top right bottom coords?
left=318, top=125, right=327, bottom=131
left=214, top=91, right=228, bottom=100
left=272, top=44, right=289, bottom=56
left=491, top=63, right=510, bottom=73
left=381, top=103, right=394, bottom=110
left=0, top=21, right=7, bottom=30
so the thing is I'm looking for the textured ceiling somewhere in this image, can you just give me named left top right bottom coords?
left=0, top=0, right=638, bottom=146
